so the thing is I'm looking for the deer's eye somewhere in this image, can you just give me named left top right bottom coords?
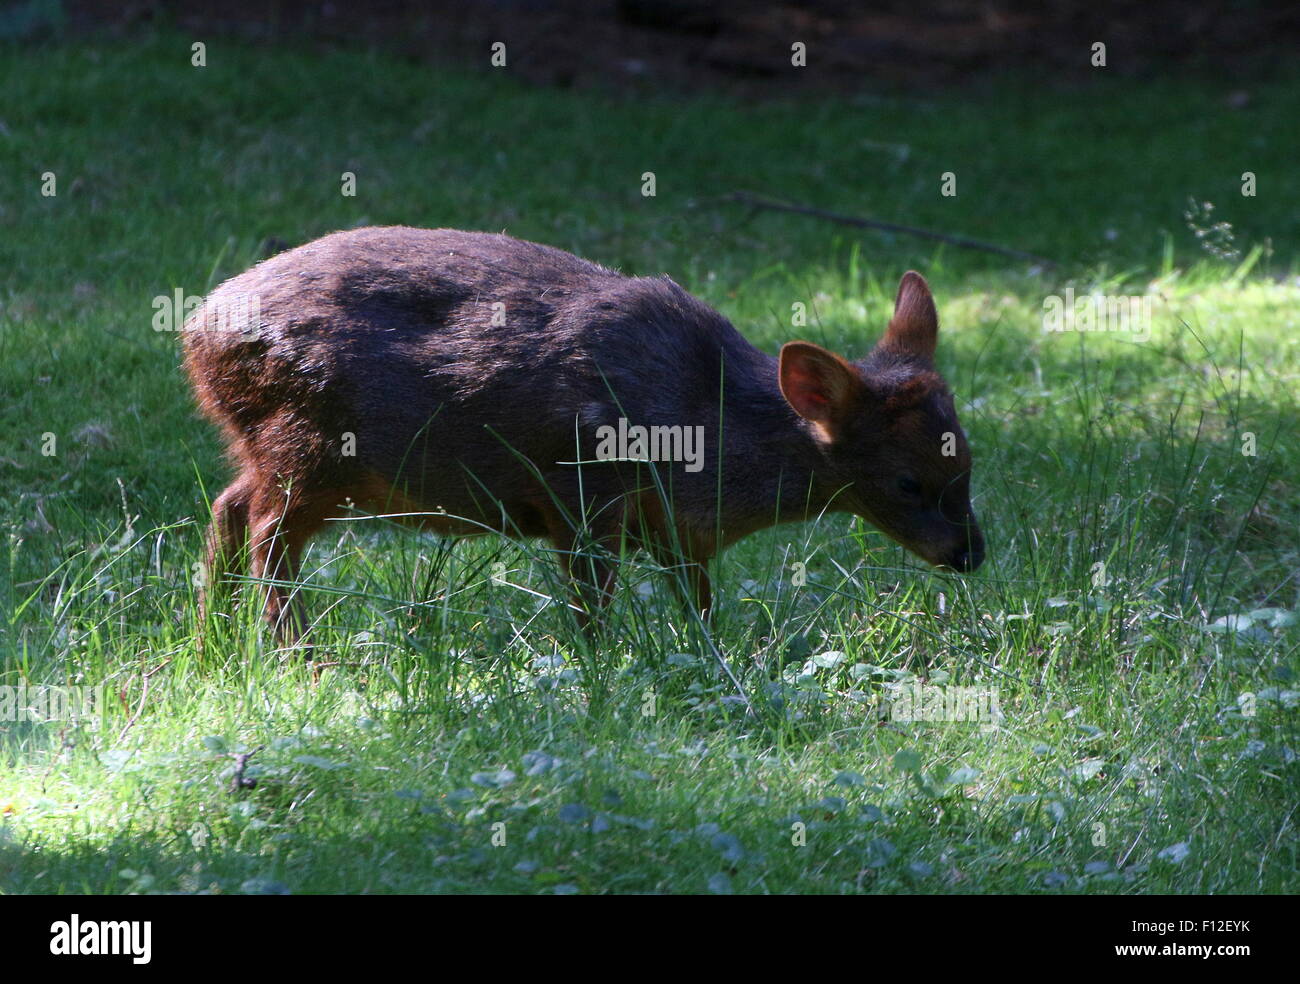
left=898, top=477, right=922, bottom=497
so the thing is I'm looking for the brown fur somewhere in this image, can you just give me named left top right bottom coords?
left=184, top=227, right=983, bottom=641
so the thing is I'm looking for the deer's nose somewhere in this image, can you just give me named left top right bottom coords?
left=946, top=528, right=984, bottom=573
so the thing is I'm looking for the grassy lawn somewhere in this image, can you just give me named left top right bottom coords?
left=1, top=34, right=1297, bottom=894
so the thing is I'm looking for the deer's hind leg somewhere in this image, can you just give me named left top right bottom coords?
left=245, top=483, right=335, bottom=644
left=199, top=473, right=255, bottom=638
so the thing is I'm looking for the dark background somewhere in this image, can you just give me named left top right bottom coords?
left=53, top=0, right=1300, bottom=94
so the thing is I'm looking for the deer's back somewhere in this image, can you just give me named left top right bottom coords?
left=183, top=226, right=753, bottom=518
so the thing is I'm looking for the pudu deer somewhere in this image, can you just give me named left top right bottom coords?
left=184, top=227, right=983, bottom=641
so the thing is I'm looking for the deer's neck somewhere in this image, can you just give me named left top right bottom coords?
left=709, top=349, right=848, bottom=537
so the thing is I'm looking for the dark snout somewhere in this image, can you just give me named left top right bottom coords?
left=943, top=520, right=985, bottom=573
left=945, top=543, right=984, bottom=573
left=866, top=507, right=986, bottom=574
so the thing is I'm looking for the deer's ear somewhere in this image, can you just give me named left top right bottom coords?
left=881, top=271, right=938, bottom=361
left=778, top=341, right=863, bottom=443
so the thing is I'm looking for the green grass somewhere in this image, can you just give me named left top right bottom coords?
left=1, top=33, right=1298, bottom=894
